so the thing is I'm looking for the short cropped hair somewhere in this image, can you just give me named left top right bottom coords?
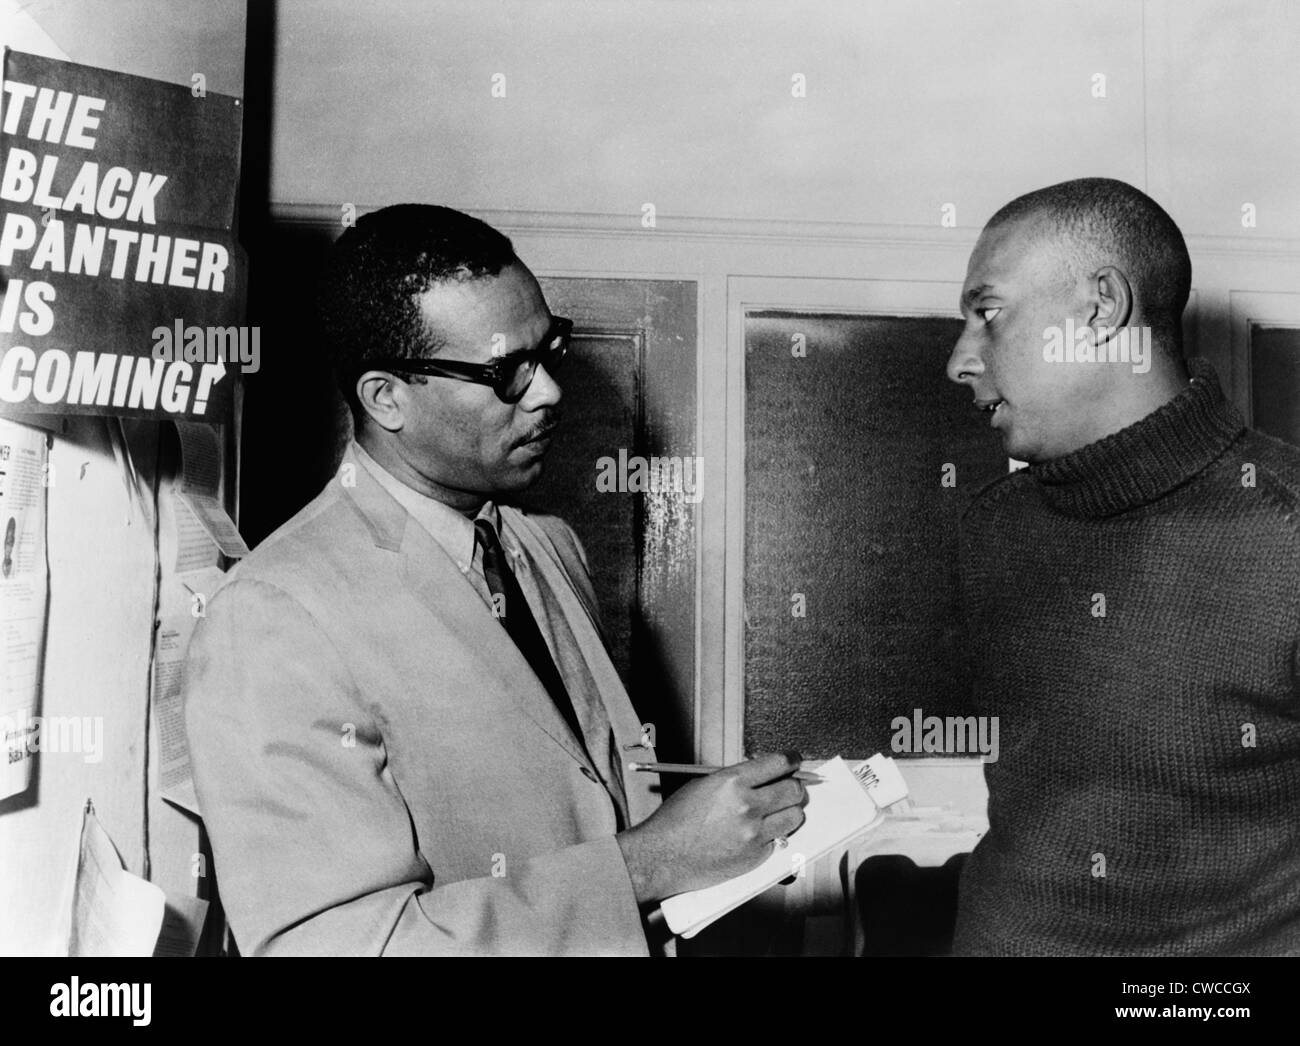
left=317, top=204, right=518, bottom=423
left=987, top=178, right=1192, bottom=352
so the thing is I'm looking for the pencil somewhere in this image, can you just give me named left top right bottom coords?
left=628, top=761, right=823, bottom=782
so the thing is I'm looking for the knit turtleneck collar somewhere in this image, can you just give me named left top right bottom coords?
left=1028, top=358, right=1245, bottom=519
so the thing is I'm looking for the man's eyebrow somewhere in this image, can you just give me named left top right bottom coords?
left=490, top=341, right=545, bottom=366
left=960, top=284, right=993, bottom=311
left=491, top=345, right=532, bottom=364
left=492, top=318, right=561, bottom=362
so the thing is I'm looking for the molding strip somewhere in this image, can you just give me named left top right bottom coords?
left=269, top=201, right=1300, bottom=260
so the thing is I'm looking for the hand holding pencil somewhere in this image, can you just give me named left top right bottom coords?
left=614, top=751, right=810, bottom=903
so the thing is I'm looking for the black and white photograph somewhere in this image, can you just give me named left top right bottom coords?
left=0, top=0, right=1296, bottom=1020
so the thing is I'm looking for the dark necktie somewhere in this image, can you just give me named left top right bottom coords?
left=473, top=517, right=589, bottom=754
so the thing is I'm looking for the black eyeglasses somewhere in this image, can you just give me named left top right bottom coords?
left=368, top=316, right=572, bottom=403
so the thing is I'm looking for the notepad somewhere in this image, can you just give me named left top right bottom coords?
left=660, top=755, right=903, bottom=938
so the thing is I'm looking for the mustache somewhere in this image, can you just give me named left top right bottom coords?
left=517, top=411, right=562, bottom=444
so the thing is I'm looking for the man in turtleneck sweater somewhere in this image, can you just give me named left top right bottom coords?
left=945, top=177, right=1300, bottom=955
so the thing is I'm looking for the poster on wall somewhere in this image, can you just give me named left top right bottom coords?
left=0, top=49, right=246, bottom=422
left=0, top=414, right=47, bottom=799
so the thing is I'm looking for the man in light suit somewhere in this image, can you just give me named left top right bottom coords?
left=183, top=204, right=807, bottom=956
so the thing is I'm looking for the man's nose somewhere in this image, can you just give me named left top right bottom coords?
left=521, top=361, right=562, bottom=409
left=946, top=331, right=984, bottom=386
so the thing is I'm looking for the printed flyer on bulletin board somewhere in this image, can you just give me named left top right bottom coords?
left=0, top=415, right=47, bottom=799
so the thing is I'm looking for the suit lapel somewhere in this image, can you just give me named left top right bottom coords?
left=507, top=508, right=663, bottom=825
left=338, top=447, right=594, bottom=769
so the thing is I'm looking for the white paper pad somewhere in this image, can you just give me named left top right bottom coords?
left=661, top=756, right=890, bottom=937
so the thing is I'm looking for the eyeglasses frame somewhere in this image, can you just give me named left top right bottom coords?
left=363, top=315, right=573, bottom=403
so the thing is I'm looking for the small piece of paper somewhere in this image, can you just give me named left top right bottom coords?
left=174, top=492, right=250, bottom=558
left=153, top=617, right=200, bottom=816
left=854, top=753, right=909, bottom=807
left=173, top=496, right=221, bottom=574
left=175, top=422, right=223, bottom=496
left=0, top=417, right=49, bottom=800
left=175, top=422, right=249, bottom=558
left=66, top=803, right=166, bottom=957
left=152, top=894, right=210, bottom=957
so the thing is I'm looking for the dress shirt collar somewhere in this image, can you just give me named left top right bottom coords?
left=351, top=440, right=516, bottom=571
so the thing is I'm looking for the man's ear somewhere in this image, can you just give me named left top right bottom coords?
left=1089, top=265, right=1134, bottom=347
left=356, top=370, right=406, bottom=433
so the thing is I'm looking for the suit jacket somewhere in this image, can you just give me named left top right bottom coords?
left=183, top=446, right=663, bottom=955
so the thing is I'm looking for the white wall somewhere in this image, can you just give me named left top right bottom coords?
left=269, top=0, right=1300, bottom=240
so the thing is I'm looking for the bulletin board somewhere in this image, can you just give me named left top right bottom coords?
left=0, top=49, right=246, bottom=956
